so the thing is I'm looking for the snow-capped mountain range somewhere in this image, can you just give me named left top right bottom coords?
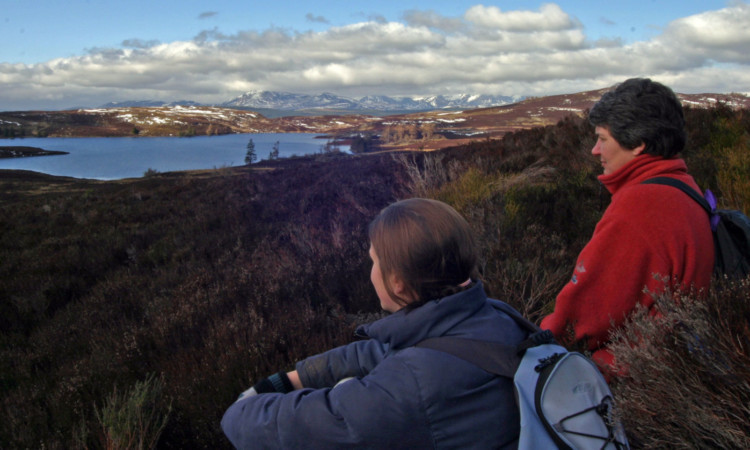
left=100, top=91, right=523, bottom=111
left=223, top=90, right=522, bottom=110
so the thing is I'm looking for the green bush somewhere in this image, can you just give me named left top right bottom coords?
left=683, top=105, right=750, bottom=214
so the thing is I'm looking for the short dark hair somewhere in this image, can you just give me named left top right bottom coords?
left=368, top=198, right=479, bottom=307
left=588, top=78, right=686, bottom=157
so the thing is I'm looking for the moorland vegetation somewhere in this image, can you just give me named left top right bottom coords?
left=1, top=104, right=749, bottom=448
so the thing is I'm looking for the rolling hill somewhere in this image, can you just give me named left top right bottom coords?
left=1, top=88, right=748, bottom=152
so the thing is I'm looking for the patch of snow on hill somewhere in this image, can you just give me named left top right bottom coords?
left=546, top=107, right=584, bottom=112
left=82, top=108, right=128, bottom=114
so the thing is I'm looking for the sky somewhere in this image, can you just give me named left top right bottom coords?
left=1, top=0, right=749, bottom=110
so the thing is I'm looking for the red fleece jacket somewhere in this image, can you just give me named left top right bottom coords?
left=540, top=155, right=714, bottom=368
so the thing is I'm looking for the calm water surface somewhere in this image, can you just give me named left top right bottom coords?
left=0, top=133, right=342, bottom=180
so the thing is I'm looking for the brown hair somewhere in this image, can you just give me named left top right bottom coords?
left=368, top=198, right=480, bottom=308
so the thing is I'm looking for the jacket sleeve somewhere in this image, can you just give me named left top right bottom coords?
left=540, top=193, right=670, bottom=353
left=295, top=339, right=388, bottom=388
left=221, top=353, right=430, bottom=449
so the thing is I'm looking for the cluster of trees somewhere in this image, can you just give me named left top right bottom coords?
left=205, top=123, right=233, bottom=136
left=0, top=125, right=49, bottom=138
left=1, top=126, right=25, bottom=138
left=348, top=135, right=378, bottom=153
left=319, top=139, right=343, bottom=154
left=381, top=121, right=436, bottom=143
left=177, top=126, right=197, bottom=137
left=245, top=138, right=280, bottom=164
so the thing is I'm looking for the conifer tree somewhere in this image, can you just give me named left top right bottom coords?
left=269, top=141, right=280, bottom=160
left=245, top=138, right=257, bottom=164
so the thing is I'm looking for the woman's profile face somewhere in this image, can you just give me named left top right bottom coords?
left=369, top=245, right=402, bottom=313
left=592, top=125, right=644, bottom=175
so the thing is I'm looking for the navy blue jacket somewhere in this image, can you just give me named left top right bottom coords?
left=221, top=282, right=525, bottom=449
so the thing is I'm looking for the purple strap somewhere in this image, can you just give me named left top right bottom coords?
left=704, top=189, right=720, bottom=231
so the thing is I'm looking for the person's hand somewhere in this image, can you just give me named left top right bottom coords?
left=286, top=370, right=303, bottom=389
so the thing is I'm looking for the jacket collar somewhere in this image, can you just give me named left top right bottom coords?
left=356, top=281, right=488, bottom=350
left=598, top=154, right=688, bottom=195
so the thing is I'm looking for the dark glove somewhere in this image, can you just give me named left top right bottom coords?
left=252, top=371, right=295, bottom=394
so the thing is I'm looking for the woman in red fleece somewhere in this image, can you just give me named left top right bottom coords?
left=540, top=78, right=714, bottom=370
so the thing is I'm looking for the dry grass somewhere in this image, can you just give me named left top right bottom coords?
left=609, top=276, right=750, bottom=449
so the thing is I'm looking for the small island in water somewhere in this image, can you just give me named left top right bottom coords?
left=0, top=146, right=69, bottom=158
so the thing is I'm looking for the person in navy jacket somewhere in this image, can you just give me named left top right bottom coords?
left=222, top=198, right=525, bottom=449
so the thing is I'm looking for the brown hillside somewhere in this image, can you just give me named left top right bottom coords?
left=1, top=88, right=748, bottom=148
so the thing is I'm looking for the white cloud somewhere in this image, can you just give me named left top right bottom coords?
left=403, top=9, right=465, bottom=32
left=1, top=2, right=749, bottom=110
left=659, top=2, right=750, bottom=63
left=464, top=3, right=577, bottom=31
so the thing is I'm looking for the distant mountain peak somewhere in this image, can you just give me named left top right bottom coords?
left=99, top=99, right=203, bottom=108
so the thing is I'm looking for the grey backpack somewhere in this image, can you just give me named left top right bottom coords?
left=417, top=300, right=629, bottom=449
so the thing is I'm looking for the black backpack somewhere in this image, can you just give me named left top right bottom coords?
left=642, top=177, right=750, bottom=278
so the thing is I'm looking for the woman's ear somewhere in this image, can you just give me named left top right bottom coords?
left=389, top=275, right=415, bottom=302
left=390, top=275, right=406, bottom=296
left=632, top=142, right=646, bottom=156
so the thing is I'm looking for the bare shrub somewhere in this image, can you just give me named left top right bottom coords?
left=609, top=276, right=750, bottom=449
left=92, top=374, right=171, bottom=450
left=486, top=224, right=570, bottom=320
left=393, top=152, right=451, bottom=198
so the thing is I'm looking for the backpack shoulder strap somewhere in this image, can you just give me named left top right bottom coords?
left=487, top=300, right=557, bottom=353
left=487, top=299, right=540, bottom=333
left=415, top=301, right=554, bottom=378
left=416, top=337, right=519, bottom=378
left=641, top=177, right=711, bottom=214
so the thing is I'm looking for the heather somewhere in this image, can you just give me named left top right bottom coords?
left=1, top=105, right=749, bottom=448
